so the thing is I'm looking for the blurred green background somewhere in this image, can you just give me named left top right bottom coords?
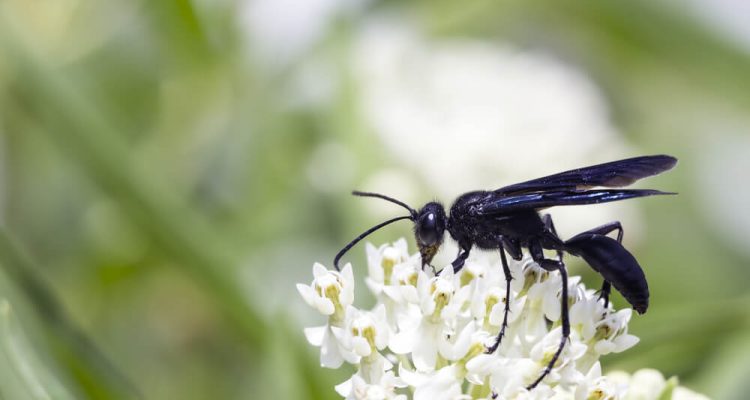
left=1, top=0, right=750, bottom=399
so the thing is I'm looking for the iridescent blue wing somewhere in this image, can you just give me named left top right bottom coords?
left=476, top=189, right=674, bottom=214
left=494, top=155, right=677, bottom=195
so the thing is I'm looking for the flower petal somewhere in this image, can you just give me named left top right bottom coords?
left=304, top=326, right=326, bottom=346
left=296, top=283, right=316, bottom=306
left=314, top=296, right=335, bottom=315
left=594, top=340, right=616, bottom=355
left=334, top=376, right=353, bottom=397
left=320, top=328, right=344, bottom=368
left=613, top=334, right=640, bottom=353
left=312, top=262, right=328, bottom=278
left=389, top=328, right=417, bottom=354
left=352, top=336, right=372, bottom=357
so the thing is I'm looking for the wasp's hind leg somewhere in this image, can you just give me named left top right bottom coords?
left=485, top=243, right=514, bottom=354
left=598, top=281, right=612, bottom=309
left=541, top=214, right=563, bottom=255
left=525, top=239, right=570, bottom=390
left=572, top=222, right=623, bottom=309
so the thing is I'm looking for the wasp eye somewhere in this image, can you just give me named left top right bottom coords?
left=423, top=213, right=436, bottom=228
left=415, top=202, right=446, bottom=249
left=418, top=213, right=440, bottom=245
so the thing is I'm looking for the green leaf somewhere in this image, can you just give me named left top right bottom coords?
left=0, top=299, right=76, bottom=400
left=657, top=376, right=678, bottom=400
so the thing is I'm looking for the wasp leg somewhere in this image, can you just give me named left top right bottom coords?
left=526, top=239, right=570, bottom=391
left=579, top=221, right=624, bottom=242
left=599, top=281, right=612, bottom=309
left=574, top=222, right=623, bottom=309
left=485, top=245, right=513, bottom=354
left=502, top=236, right=523, bottom=261
left=541, top=214, right=565, bottom=263
left=451, top=243, right=472, bottom=273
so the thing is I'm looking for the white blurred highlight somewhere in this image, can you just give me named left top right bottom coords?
left=239, top=0, right=368, bottom=64
left=697, top=135, right=750, bottom=258
left=351, top=20, right=644, bottom=244
left=307, top=142, right=357, bottom=193
left=687, top=0, right=750, bottom=52
left=359, top=169, right=420, bottom=219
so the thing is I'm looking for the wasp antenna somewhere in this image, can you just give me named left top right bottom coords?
left=352, top=191, right=418, bottom=218
left=334, top=215, right=413, bottom=271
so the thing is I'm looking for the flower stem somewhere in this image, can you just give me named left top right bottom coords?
left=0, top=15, right=267, bottom=348
left=0, top=230, right=140, bottom=399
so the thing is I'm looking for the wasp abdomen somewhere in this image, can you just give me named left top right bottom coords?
left=564, top=233, right=649, bottom=314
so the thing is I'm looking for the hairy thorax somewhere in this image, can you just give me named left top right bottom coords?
left=448, top=190, right=546, bottom=250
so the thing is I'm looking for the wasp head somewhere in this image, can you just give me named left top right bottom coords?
left=337, top=191, right=447, bottom=271
left=414, top=202, right=446, bottom=266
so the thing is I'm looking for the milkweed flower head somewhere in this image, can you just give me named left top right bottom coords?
left=298, top=239, right=709, bottom=399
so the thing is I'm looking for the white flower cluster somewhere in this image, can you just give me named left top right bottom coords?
left=298, top=239, right=708, bottom=400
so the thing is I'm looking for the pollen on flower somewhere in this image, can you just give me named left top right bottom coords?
left=595, top=324, right=613, bottom=340
left=485, top=294, right=499, bottom=317
left=399, top=271, right=418, bottom=287
left=298, top=239, right=708, bottom=399
left=381, top=246, right=400, bottom=280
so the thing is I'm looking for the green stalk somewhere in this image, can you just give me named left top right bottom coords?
left=0, top=10, right=266, bottom=348
left=0, top=8, right=340, bottom=397
left=0, top=231, right=140, bottom=399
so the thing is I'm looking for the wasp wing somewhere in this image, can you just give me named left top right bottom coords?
left=476, top=189, right=674, bottom=214
left=494, top=155, right=677, bottom=195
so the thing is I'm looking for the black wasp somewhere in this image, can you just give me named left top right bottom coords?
left=333, top=154, right=677, bottom=389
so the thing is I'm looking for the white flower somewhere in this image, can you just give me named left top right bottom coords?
left=574, top=362, right=625, bottom=400
left=400, top=365, right=468, bottom=400
left=304, top=323, right=358, bottom=368
left=602, top=367, right=711, bottom=400
left=390, top=318, right=443, bottom=371
left=620, top=369, right=669, bottom=400
left=300, top=239, right=709, bottom=400
left=487, top=358, right=550, bottom=399
left=382, top=262, right=421, bottom=304
left=335, top=371, right=408, bottom=400
left=339, top=305, right=390, bottom=358
left=336, top=348, right=403, bottom=400
left=297, top=263, right=354, bottom=318
left=418, top=267, right=464, bottom=318
left=364, top=240, right=422, bottom=332
left=569, top=289, right=609, bottom=341
left=439, top=321, right=490, bottom=365
left=516, top=262, right=561, bottom=343
left=527, top=327, right=587, bottom=386
left=298, top=263, right=357, bottom=368
left=673, top=387, right=711, bottom=400
left=592, top=311, right=640, bottom=356
left=390, top=267, right=471, bottom=371
left=471, top=285, right=527, bottom=333
left=365, top=239, right=412, bottom=288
